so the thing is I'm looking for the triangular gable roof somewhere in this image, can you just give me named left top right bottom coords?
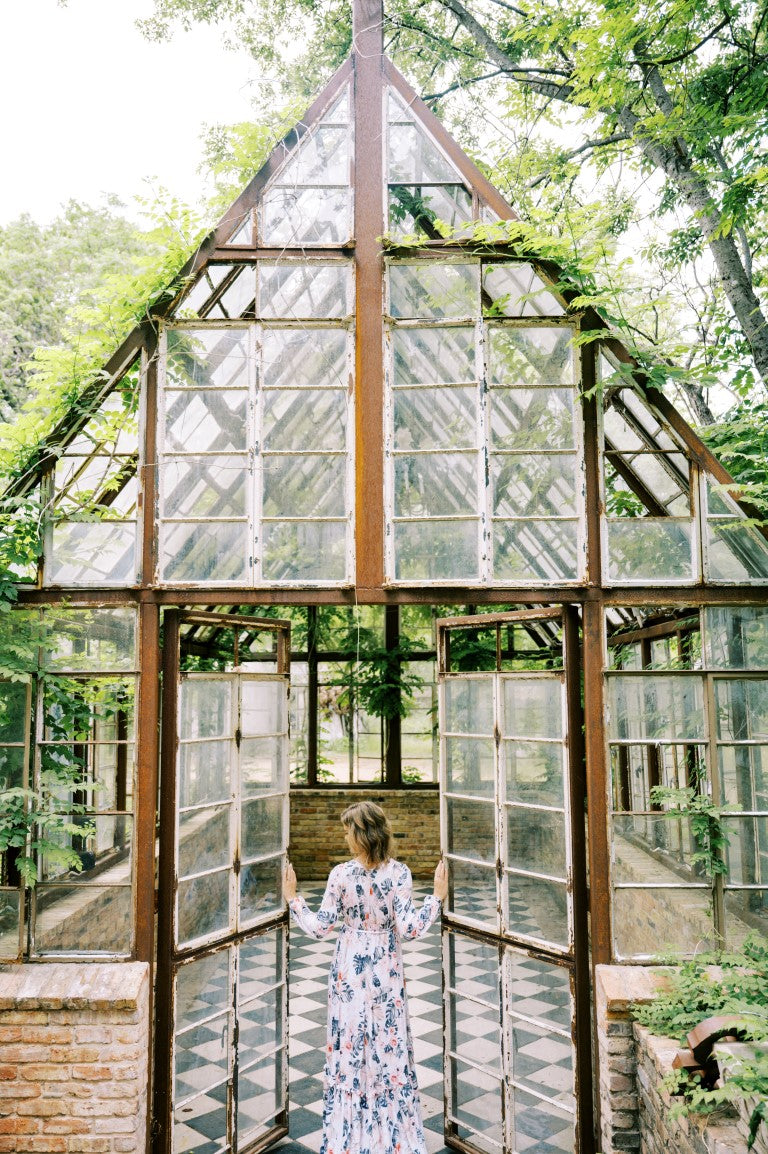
left=4, top=47, right=766, bottom=554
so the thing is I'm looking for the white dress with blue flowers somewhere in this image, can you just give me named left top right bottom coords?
left=289, top=858, right=441, bottom=1154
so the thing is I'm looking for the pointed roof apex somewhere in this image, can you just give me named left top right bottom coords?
left=353, top=0, right=384, bottom=58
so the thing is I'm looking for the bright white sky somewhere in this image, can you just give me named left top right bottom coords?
left=0, top=0, right=264, bottom=225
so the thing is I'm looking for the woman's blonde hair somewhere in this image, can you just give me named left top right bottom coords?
left=341, top=801, right=392, bottom=868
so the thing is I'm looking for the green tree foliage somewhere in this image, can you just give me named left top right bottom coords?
left=0, top=199, right=148, bottom=418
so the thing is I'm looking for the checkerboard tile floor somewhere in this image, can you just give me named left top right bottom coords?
left=274, top=881, right=452, bottom=1154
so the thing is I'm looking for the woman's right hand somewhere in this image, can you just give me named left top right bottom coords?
left=283, top=861, right=297, bottom=901
left=433, top=859, right=448, bottom=902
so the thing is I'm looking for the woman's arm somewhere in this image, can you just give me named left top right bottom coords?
left=285, top=862, right=341, bottom=940
left=392, top=862, right=443, bottom=940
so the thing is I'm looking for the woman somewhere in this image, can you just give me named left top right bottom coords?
left=284, top=800, right=448, bottom=1154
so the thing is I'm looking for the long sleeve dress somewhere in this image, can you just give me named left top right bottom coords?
left=288, top=857, right=441, bottom=1154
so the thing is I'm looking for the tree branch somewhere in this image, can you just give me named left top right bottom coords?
left=528, top=132, right=632, bottom=186
left=634, top=17, right=729, bottom=68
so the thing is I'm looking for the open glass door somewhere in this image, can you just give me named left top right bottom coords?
left=437, top=608, right=593, bottom=1154
left=155, top=611, right=291, bottom=1154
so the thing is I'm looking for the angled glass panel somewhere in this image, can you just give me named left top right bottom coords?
left=261, top=522, right=347, bottom=582
left=210, top=267, right=256, bottom=319
left=389, top=184, right=473, bottom=238
left=393, top=327, right=475, bottom=385
left=706, top=512, right=768, bottom=582
left=394, top=519, right=478, bottom=581
left=161, top=457, right=248, bottom=520
left=388, top=120, right=461, bottom=183
left=393, top=386, right=476, bottom=450
left=261, top=188, right=351, bottom=246
left=261, top=328, right=347, bottom=389
left=389, top=261, right=478, bottom=318
left=261, top=454, right=346, bottom=518
left=492, top=519, right=579, bottom=582
left=483, top=263, right=565, bottom=317
left=273, top=125, right=349, bottom=186
left=492, top=453, right=577, bottom=517
left=323, top=89, right=350, bottom=123
left=166, top=328, right=249, bottom=389
left=175, top=266, right=232, bottom=316
left=259, top=262, right=350, bottom=319
left=488, top=327, right=574, bottom=385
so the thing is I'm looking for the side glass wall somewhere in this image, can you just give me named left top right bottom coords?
left=607, top=605, right=768, bottom=957
left=0, top=607, right=137, bottom=958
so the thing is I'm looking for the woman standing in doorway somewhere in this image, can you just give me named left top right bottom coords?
left=284, top=800, right=448, bottom=1154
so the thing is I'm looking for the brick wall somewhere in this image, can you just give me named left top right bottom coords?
left=289, top=788, right=440, bottom=880
left=0, top=963, right=149, bottom=1154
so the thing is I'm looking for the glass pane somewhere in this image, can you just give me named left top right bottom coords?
left=239, top=984, right=282, bottom=1061
left=445, top=737, right=495, bottom=796
left=0, top=746, right=25, bottom=790
left=261, top=521, right=347, bottom=582
left=507, top=949, right=571, bottom=1030
left=612, top=886, right=715, bottom=959
left=449, top=994, right=501, bottom=1070
left=241, top=797, right=283, bottom=859
left=724, top=888, right=768, bottom=948
left=505, top=873, right=568, bottom=947
left=513, top=1088, right=574, bottom=1153
left=240, top=683, right=283, bottom=738
left=448, top=857, right=497, bottom=928
left=395, top=452, right=477, bottom=517
left=450, top=1058, right=503, bottom=1151
left=239, top=927, right=284, bottom=1000
left=275, top=125, right=349, bottom=185
left=260, top=262, right=350, bottom=319
left=393, top=327, right=475, bottom=385
left=262, top=328, right=347, bottom=389
left=173, top=1085, right=227, bottom=1154
left=492, top=453, right=577, bottom=517
left=179, top=806, right=231, bottom=877
left=0, top=890, right=21, bottom=958
left=505, top=742, right=564, bottom=807
left=175, top=1008, right=229, bottom=1102
left=389, top=184, right=473, bottom=238
left=483, top=263, right=564, bottom=318
left=388, top=122, right=459, bottom=183
left=240, top=856, right=283, bottom=924
left=213, top=268, right=256, bottom=319
left=446, top=797, right=495, bottom=863
left=323, top=89, right=349, bottom=122
left=176, top=265, right=234, bottom=317
left=607, top=520, right=693, bottom=581
left=0, top=682, right=27, bottom=744
left=607, top=675, right=705, bottom=741
left=389, top=262, right=478, bottom=318
left=493, top=519, right=579, bottom=582
left=238, top=1053, right=282, bottom=1141
left=163, top=389, right=248, bottom=453
left=394, top=519, right=478, bottom=581
left=722, top=817, right=768, bottom=886
left=262, top=390, right=346, bottom=451
left=611, top=814, right=700, bottom=883
left=705, top=607, right=768, bottom=669
left=43, top=608, right=137, bottom=672
left=261, top=188, right=351, bottom=246
left=611, top=743, right=706, bottom=812
left=715, top=679, right=768, bottom=740
left=446, top=932, right=500, bottom=1004
left=41, top=676, right=135, bottom=744
left=510, top=1014, right=573, bottom=1105
left=490, top=388, right=574, bottom=451
left=507, top=807, right=566, bottom=878
left=718, top=745, right=768, bottom=809
left=48, top=522, right=136, bottom=586
left=182, top=680, right=232, bottom=739
left=39, top=813, right=133, bottom=884
left=445, top=679, right=494, bottom=735
left=177, top=870, right=231, bottom=946
left=180, top=741, right=232, bottom=808
left=33, top=885, right=131, bottom=954
left=160, top=522, right=248, bottom=583
left=394, top=386, right=476, bottom=452
left=503, top=679, right=562, bottom=739
left=161, top=456, right=248, bottom=519
left=488, top=328, right=574, bottom=385
left=166, top=328, right=248, bottom=389
left=176, top=950, right=229, bottom=1033
left=706, top=519, right=768, bottom=581
left=262, top=454, right=345, bottom=518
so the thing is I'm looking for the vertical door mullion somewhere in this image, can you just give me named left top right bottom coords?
left=232, top=677, right=241, bottom=937
left=495, top=672, right=505, bottom=937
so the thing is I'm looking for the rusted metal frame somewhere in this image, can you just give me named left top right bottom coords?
left=582, top=597, right=611, bottom=965
left=564, top=605, right=596, bottom=1153
left=602, top=586, right=768, bottom=606
left=437, top=607, right=564, bottom=631
left=382, top=60, right=517, bottom=223
left=607, top=614, right=699, bottom=647
left=353, top=0, right=386, bottom=590
left=140, top=336, right=159, bottom=586
left=384, top=604, right=402, bottom=785
left=178, top=610, right=292, bottom=632
left=153, top=608, right=181, bottom=1153
left=604, top=443, right=672, bottom=519
left=209, top=245, right=356, bottom=262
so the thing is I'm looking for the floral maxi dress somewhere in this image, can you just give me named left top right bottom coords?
left=289, top=858, right=441, bottom=1154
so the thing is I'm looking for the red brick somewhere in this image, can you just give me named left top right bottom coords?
left=0, top=1117, right=40, bottom=1134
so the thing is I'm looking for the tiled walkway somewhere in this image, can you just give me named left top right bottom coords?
left=275, top=881, right=451, bottom=1154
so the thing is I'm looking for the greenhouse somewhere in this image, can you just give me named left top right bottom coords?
left=1, top=1, right=767, bottom=1151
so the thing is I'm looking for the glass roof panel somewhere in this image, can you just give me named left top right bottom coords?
left=483, top=264, right=565, bottom=318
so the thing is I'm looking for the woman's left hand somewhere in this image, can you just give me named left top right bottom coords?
left=284, top=861, right=297, bottom=901
left=433, top=859, right=448, bottom=901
